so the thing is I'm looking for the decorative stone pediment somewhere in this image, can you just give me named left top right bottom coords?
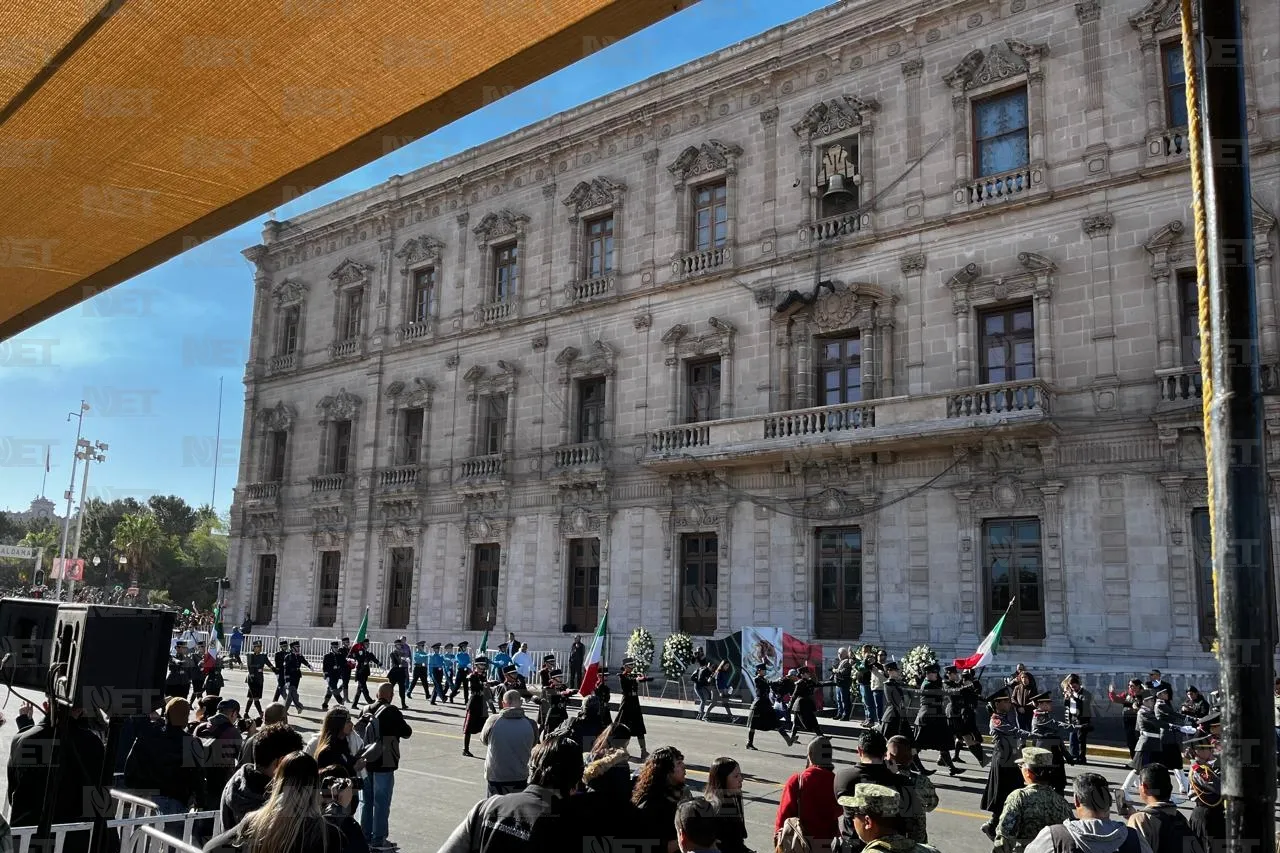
left=944, top=40, right=1049, bottom=90
left=801, top=488, right=866, bottom=520
left=562, top=177, right=626, bottom=214
left=311, top=504, right=349, bottom=534
left=556, top=506, right=606, bottom=537
left=387, top=377, right=434, bottom=409
left=1129, top=0, right=1196, bottom=35
left=979, top=439, right=1043, bottom=474
left=465, top=513, right=510, bottom=543
left=556, top=340, right=617, bottom=380
left=464, top=361, right=519, bottom=397
left=791, top=95, right=879, bottom=139
left=667, top=139, right=743, bottom=183
left=395, top=235, right=444, bottom=268
left=812, top=282, right=898, bottom=334
left=317, top=388, right=361, bottom=421
left=329, top=258, right=372, bottom=287
left=1254, top=198, right=1277, bottom=239
left=257, top=401, right=297, bottom=432
left=473, top=209, right=529, bottom=243
left=271, top=278, right=308, bottom=307
left=971, top=475, right=1047, bottom=513
left=380, top=523, right=419, bottom=545
left=1145, top=220, right=1186, bottom=253
left=946, top=253, right=1056, bottom=308
left=662, top=319, right=735, bottom=364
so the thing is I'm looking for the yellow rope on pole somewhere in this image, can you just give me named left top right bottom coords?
left=1181, top=0, right=1219, bottom=647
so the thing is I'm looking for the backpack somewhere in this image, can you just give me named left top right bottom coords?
left=355, top=708, right=382, bottom=764
left=774, top=775, right=812, bottom=853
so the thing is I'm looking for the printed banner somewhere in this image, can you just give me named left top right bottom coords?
left=705, top=631, right=743, bottom=692
left=50, top=558, right=84, bottom=581
left=740, top=627, right=784, bottom=697
left=782, top=634, right=826, bottom=710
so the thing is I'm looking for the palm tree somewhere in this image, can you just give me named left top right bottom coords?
left=18, top=528, right=57, bottom=584
left=111, top=512, right=165, bottom=586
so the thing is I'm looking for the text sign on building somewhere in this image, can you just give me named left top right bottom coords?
left=0, top=545, right=36, bottom=559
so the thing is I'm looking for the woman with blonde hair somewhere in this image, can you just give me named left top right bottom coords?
left=203, top=751, right=345, bottom=853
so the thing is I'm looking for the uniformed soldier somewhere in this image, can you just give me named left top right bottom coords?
left=981, top=685, right=1034, bottom=840
left=428, top=643, right=448, bottom=705
left=337, top=637, right=353, bottom=698
left=270, top=639, right=289, bottom=702
left=283, top=640, right=313, bottom=712
left=321, top=640, right=347, bottom=710
left=835, top=783, right=941, bottom=853
left=1025, top=691, right=1071, bottom=793
left=244, top=639, right=273, bottom=717
left=1186, top=735, right=1224, bottom=853
left=992, top=747, right=1073, bottom=853
left=442, top=642, right=458, bottom=702
left=350, top=642, right=381, bottom=710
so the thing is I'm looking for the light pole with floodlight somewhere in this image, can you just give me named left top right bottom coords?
left=66, top=440, right=107, bottom=598
left=54, top=401, right=89, bottom=598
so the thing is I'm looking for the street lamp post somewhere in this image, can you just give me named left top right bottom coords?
left=67, top=440, right=108, bottom=599
left=54, top=401, right=89, bottom=598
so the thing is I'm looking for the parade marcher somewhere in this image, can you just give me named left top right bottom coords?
left=228, top=627, right=244, bottom=668
left=993, top=747, right=1074, bottom=853
left=789, top=665, right=833, bottom=743
left=1184, top=739, right=1224, bottom=853
left=692, top=659, right=716, bottom=721
left=408, top=640, right=430, bottom=699
left=913, top=665, right=959, bottom=776
left=1108, top=679, right=1145, bottom=759
left=1153, top=686, right=1189, bottom=796
left=775, top=669, right=797, bottom=729
left=711, top=660, right=739, bottom=724
left=338, top=637, right=353, bottom=699
left=165, top=640, right=194, bottom=698
left=1117, top=765, right=1206, bottom=853
left=322, top=641, right=349, bottom=711
left=879, top=662, right=912, bottom=740
left=746, top=663, right=794, bottom=750
left=190, top=642, right=210, bottom=700
left=428, top=643, right=448, bottom=705
left=386, top=638, right=409, bottom=709
left=617, top=657, right=652, bottom=758
left=1062, top=674, right=1094, bottom=765
left=449, top=641, right=473, bottom=703
left=442, top=642, right=458, bottom=701
left=834, top=783, right=936, bottom=853
left=568, top=635, right=586, bottom=690
left=776, top=737, right=841, bottom=853
left=982, top=685, right=1033, bottom=840
left=350, top=643, right=381, bottom=710
left=1023, top=773, right=1148, bottom=853
left=480, top=690, right=539, bottom=796
left=269, top=639, right=289, bottom=703
left=357, top=683, right=413, bottom=852
left=537, top=669, right=573, bottom=737
left=886, top=736, right=939, bottom=845
left=244, top=640, right=273, bottom=718
left=1026, top=691, right=1071, bottom=793
left=633, top=746, right=692, bottom=853
left=283, top=640, right=313, bottom=712
left=946, top=667, right=987, bottom=767
left=461, top=654, right=491, bottom=758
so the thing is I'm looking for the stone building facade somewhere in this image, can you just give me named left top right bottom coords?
left=228, top=0, right=1280, bottom=669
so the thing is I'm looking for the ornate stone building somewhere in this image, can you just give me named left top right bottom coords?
left=228, top=0, right=1280, bottom=668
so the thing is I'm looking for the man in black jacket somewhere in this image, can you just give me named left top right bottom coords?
left=270, top=639, right=290, bottom=702
left=283, top=640, right=313, bottom=712
left=322, top=640, right=348, bottom=710
left=568, top=635, right=586, bottom=690
left=351, top=645, right=381, bottom=710
left=361, top=683, right=414, bottom=851
left=123, top=698, right=207, bottom=831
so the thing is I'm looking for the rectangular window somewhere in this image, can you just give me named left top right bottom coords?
left=401, top=408, right=424, bottom=465
left=814, top=527, right=863, bottom=640
left=576, top=377, right=606, bottom=443
left=316, top=551, right=341, bottom=628
left=1177, top=269, right=1202, bottom=366
left=679, top=532, right=718, bottom=636
left=331, top=419, right=352, bottom=475
left=979, top=303, right=1036, bottom=390
left=585, top=216, right=615, bottom=278
left=1190, top=508, right=1214, bottom=642
left=692, top=182, right=728, bottom=251
left=493, top=243, right=518, bottom=303
left=341, top=289, right=363, bottom=340
left=470, top=543, right=500, bottom=631
left=1162, top=42, right=1188, bottom=128
left=279, top=306, right=300, bottom=355
left=818, top=335, right=863, bottom=405
left=565, top=538, right=601, bottom=633
left=411, top=268, right=435, bottom=324
left=255, top=554, right=277, bottom=624
left=973, top=88, right=1030, bottom=177
left=385, top=547, right=414, bottom=630
left=685, top=358, right=722, bottom=423
left=267, top=430, right=288, bottom=482
left=983, top=517, right=1045, bottom=641
left=480, top=394, right=508, bottom=456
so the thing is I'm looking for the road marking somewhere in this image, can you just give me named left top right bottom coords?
left=398, top=767, right=480, bottom=786
left=937, top=807, right=988, bottom=820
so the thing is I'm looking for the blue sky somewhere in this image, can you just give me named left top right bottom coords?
left=0, top=0, right=831, bottom=518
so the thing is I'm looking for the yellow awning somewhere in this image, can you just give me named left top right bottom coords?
left=0, top=0, right=688, bottom=339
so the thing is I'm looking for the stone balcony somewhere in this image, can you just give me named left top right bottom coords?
left=800, top=210, right=869, bottom=244
left=643, top=379, right=1055, bottom=470
left=455, top=453, right=508, bottom=492
left=268, top=352, right=296, bottom=373
left=1156, top=365, right=1202, bottom=408
left=398, top=321, right=433, bottom=343
left=550, top=441, right=606, bottom=482
left=243, top=482, right=280, bottom=502
left=377, top=464, right=422, bottom=492
left=329, top=338, right=362, bottom=360
left=672, top=246, right=731, bottom=278
left=309, top=473, right=348, bottom=493
left=958, top=166, right=1036, bottom=206
left=565, top=275, right=614, bottom=303
left=475, top=300, right=513, bottom=325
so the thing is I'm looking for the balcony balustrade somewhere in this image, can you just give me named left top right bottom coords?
left=672, top=246, right=731, bottom=277
left=566, top=275, right=614, bottom=303
left=964, top=167, right=1033, bottom=205
left=309, top=473, right=347, bottom=493
left=1156, top=365, right=1202, bottom=404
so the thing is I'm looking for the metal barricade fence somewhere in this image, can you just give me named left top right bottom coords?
left=9, top=792, right=219, bottom=853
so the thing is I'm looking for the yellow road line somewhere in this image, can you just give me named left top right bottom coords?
left=937, top=807, right=988, bottom=820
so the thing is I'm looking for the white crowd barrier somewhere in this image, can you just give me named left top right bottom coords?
left=9, top=790, right=220, bottom=853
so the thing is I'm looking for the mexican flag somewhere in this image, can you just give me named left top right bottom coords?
left=352, top=607, right=369, bottom=652
left=954, top=600, right=1013, bottom=670
left=205, top=604, right=224, bottom=672
left=578, top=604, right=609, bottom=697
left=478, top=627, right=489, bottom=656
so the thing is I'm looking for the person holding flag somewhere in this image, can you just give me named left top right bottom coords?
left=351, top=610, right=382, bottom=711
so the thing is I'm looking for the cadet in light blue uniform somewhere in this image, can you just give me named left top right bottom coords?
left=408, top=640, right=430, bottom=698
left=428, top=642, right=448, bottom=705
left=450, top=641, right=473, bottom=702
left=442, top=642, right=458, bottom=702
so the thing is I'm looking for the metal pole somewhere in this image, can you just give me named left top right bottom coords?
left=55, top=402, right=87, bottom=598
left=212, top=376, right=224, bottom=508
left=1196, top=2, right=1277, bottom=851
left=68, top=450, right=95, bottom=599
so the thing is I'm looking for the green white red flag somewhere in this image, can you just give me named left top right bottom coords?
left=352, top=607, right=369, bottom=652
left=954, top=600, right=1013, bottom=670
left=578, top=604, right=609, bottom=697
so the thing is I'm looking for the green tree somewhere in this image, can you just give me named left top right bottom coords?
left=149, top=495, right=199, bottom=540
left=111, top=512, right=166, bottom=585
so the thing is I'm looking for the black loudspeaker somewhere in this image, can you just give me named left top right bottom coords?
left=51, top=603, right=176, bottom=716
left=0, top=598, right=60, bottom=690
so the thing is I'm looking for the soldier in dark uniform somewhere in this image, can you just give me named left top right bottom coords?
left=204, top=653, right=226, bottom=698
left=500, top=664, right=532, bottom=701
left=914, top=665, right=960, bottom=775
left=787, top=664, right=833, bottom=743
left=350, top=643, right=381, bottom=710
left=271, top=639, right=290, bottom=702
left=449, top=641, right=472, bottom=703
left=338, top=637, right=353, bottom=699
left=190, top=641, right=209, bottom=700
left=537, top=668, right=574, bottom=736
left=321, top=640, right=348, bottom=711
left=946, top=666, right=987, bottom=767
left=387, top=637, right=409, bottom=709
left=461, top=654, right=491, bottom=757
left=981, top=685, right=1033, bottom=840
left=165, top=640, right=193, bottom=698
left=1025, top=691, right=1071, bottom=793
left=244, top=639, right=273, bottom=717
left=878, top=662, right=913, bottom=740
left=616, top=657, right=652, bottom=758
left=283, top=640, right=313, bottom=712
left=1186, top=734, right=1224, bottom=853
left=745, top=663, right=793, bottom=750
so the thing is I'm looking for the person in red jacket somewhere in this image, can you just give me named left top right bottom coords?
left=774, top=736, right=842, bottom=853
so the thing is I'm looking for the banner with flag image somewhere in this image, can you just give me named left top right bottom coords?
left=578, top=602, right=609, bottom=697
left=954, top=599, right=1014, bottom=671
left=352, top=606, right=370, bottom=652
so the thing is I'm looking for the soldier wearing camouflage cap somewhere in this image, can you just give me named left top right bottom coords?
left=837, top=784, right=940, bottom=853
left=993, top=748, right=1074, bottom=853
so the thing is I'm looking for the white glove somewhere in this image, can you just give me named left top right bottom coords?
left=1180, top=725, right=1198, bottom=734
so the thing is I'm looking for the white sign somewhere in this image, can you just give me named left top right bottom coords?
left=0, top=545, right=36, bottom=559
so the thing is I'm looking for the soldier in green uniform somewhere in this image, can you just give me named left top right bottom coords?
left=993, top=747, right=1074, bottom=853
left=836, top=783, right=940, bottom=853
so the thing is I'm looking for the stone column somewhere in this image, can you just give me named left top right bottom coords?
left=1034, top=282, right=1054, bottom=382
left=1154, top=262, right=1176, bottom=369
left=795, top=318, right=813, bottom=409
left=777, top=322, right=793, bottom=411
left=1040, top=481, right=1070, bottom=651
left=1084, top=214, right=1117, bottom=379
left=953, top=485, right=979, bottom=644
left=901, top=253, right=926, bottom=393
left=860, top=321, right=876, bottom=401
left=760, top=108, right=779, bottom=208
left=665, top=351, right=681, bottom=424
left=541, top=183, right=557, bottom=306
left=1027, top=68, right=1047, bottom=177
left=1256, top=241, right=1277, bottom=361
left=672, top=178, right=688, bottom=258
left=376, top=236, right=394, bottom=333
left=1138, top=36, right=1163, bottom=138
left=791, top=519, right=810, bottom=636
left=797, top=140, right=814, bottom=226
left=951, top=93, right=969, bottom=188
left=901, top=59, right=924, bottom=220
left=1099, top=474, right=1134, bottom=649
left=612, top=198, right=624, bottom=282
left=752, top=506, right=773, bottom=624
left=720, top=341, right=735, bottom=419
left=1076, top=0, right=1110, bottom=173
left=954, top=304, right=973, bottom=387
left=878, top=312, right=895, bottom=397
left=454, top=212, right=470, bottom=330
left=725, top=164, right=739, bottom=251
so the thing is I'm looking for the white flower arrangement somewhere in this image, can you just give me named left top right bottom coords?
left=902, top=644, right=938, bottom=687
left=625, top=627, right=656, bottom=673
left=661, top=632, right=696, bottom=681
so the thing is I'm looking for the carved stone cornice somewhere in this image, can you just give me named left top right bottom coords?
left=791, top=95, right=879, bottom=138
left=257, top=401, right=297, bottom=432
left=946, top=254, right=1056, bottom=308
left=1129, top=0, right=1195, bottom=35
left=556, top=340, right=617, bottom=380
left=1075, top=0, right=1101, bottom=24
left=667, top=139, right=743, bottom=183
left=386, top=377, right=434, bottom=409
left=759, top=107, right=779, bottom=127
left=316, top=388, right=361, bottom=421
left=328, top=258, right=372, bottom=288
left=1144, top=220, right=1185, bottom=257
left=1083, top=213, right=1115, bottom=238
left=899, top=253, right=926, bottom=275
left=812, top=282, right=897, bottom=334
left=943, top=40, right=1049, bottom=90
left=901, top=59, right=924, bottom=79
left=562, top=177, right=626, bottom=215
left=271, top=278, right=308, bottom=307
left=394, top=235, right=444, bottom=269
left=473, top=209, right=529, bottom=243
